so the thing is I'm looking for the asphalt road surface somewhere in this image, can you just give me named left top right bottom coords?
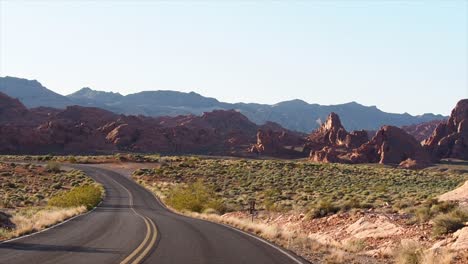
left=0, top=165, right=309, bottom=264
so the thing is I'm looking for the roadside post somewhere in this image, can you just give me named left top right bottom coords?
left=248, top=198, right=256, bottom=222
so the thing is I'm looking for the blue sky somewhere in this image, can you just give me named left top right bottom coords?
left=0, top=1, right=466, bottom=115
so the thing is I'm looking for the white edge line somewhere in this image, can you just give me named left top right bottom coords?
left=0, top=201, right=103, bottom=244
left=142, top=186, right=307, bottom=264
left=0, top=164, right=104, bottom=244
left=217, top=222, right=306, bottom=264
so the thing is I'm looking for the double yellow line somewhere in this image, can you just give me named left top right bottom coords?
left=107, top=175, right=158, bottom=264
left=120, top=215, right=158, bottom=264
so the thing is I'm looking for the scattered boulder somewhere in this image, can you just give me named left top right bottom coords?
left=0, top=211, right=14, bottom=229
left=451, top=227, right=468, bottom=250
left=398, top=158, right=431, bottom=170
left=345, top=215, right=404, bottom=239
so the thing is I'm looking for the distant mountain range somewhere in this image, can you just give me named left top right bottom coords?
left=0, top=76, right=446, bottom=132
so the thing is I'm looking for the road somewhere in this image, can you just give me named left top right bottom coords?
left=0, top=165, right=309, bottom=264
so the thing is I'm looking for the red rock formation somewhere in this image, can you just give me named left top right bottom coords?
left=0, top=92, right=28, bottom=122
left=0, top=92, right=304, bottom=156
left=351, top=126, right=431, bottom=167
left=248, top=122, right=306, bottom=157
left=308, top=114, right=432, bottom=168
left=402, top=119, right=445, bottom=142
left=309, top=147, right=349, bottom=163
left=305, top=113, right=368, bottom=150
left=423, top=99, right=468, bottom=160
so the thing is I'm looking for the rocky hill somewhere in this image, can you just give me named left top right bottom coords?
left=0, top=92, right=305, bottom=156
left=305, top=113, right=433, bottom=168
left=306, top=99, right=468, bottom=168
left=401, top=119, right=445, bottom=142
left=0, top=76, right=72, bottom=108
left=0, top=76, right=445, bottom=132
left=423, top=99, right=468, bottom=161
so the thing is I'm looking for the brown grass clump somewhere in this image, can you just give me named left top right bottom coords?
left=432, top=208, right=468, bottom=236
left=1, top=206, right=86, bottom=239
left=394, top=240, right=423, bottom=264
left=422, top=249, right=456, bottom=264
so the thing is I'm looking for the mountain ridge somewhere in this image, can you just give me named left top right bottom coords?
left=0, top=76, right=446, bottom=132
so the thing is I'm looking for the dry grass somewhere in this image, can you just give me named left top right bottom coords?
left=422, top=248, right=456, bottom=264
left=137, top=179, right=379, bottom=263
left=0, top=206, right=86, bottom=240
left=394, top=240, right=423, bottom=264
left=343, top=238, right=367, bottom=253
left=183, top=211, right=356, bottom=262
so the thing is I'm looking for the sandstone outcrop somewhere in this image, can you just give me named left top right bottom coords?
left=423, top=99, right=468, bottom=160
left=304, top=113, right=368, bottom=154
left=308, top=113, right=432, bottom=168
left=249, top=121, right=306, bottom=157
left=305, top=113, right=369, bottom=162
left=351, top=126, right=431, bottom=167
left=0, top=92, right=28, bottom=122
left=0, top=93, right=304, bottom=156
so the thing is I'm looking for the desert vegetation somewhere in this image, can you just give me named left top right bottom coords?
left=0, top=153, right=162, bottom=164
left=133, top=157, right=466, bottom=214
left=0, top=162, right=103, bottom=240
left=133, top=156, right=468, bottom=263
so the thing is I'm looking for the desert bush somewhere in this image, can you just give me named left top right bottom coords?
left=409, top=200, right=459, bottom=224
left=432, top=208, right=468, bottom=236
left=202, top=208, right=220, bottom=215
left=132, top=158, right=467, bottom=216
left=394, top=240, right=423, bottom=264
left=343, top=238, right=367, bottom=253
left=166, top=180, right=224, bottom=213
left=308, top=199, right=340, bottom=218
left=45, top=162, right=61, bottom=173
left=48, top=185, right=102, bottom=210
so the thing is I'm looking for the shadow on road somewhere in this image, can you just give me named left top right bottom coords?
left=0, top=242, right=118, bottom=254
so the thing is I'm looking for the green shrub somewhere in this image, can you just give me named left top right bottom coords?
left=166, top=180, right=224, bottom=213
left=432, top=208, right=468, bottom=236
left=309, top=199, right=340, bottom=218
left=48, top=185, right=103, bottom=210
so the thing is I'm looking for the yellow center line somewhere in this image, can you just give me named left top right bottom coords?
left=104, top=174, right=158, bottom=264
left=120, top=216, right=152, bottom=264
left=130, top=217, right=158, bottom=264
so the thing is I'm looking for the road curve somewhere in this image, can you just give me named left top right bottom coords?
left=0, top=165, right=309, bottom=264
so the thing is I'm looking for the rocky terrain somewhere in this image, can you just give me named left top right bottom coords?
left=0, top=92, right=305, bottom=156
left=305, top=99, right=468, bottom=167
left=306, top=113, right=431, bottom=168
left=305, top=112, right=369, bottom=163
left=0, top=76, right=446, bottom=132
left=132, top=156, right=468, bottom=263
left=402, top=119, right=445, bottom=142
left=423, top=99, right=468, bottom=161
left=1, top=90, right=467, bottom=166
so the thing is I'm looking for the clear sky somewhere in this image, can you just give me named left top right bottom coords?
left=0, top=1, right=467, bottom=115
